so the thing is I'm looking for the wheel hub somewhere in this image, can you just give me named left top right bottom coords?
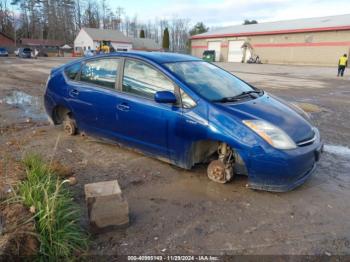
left=207, top=160, right=227, bottom=184
left=63, top=119, right=76, bottom=136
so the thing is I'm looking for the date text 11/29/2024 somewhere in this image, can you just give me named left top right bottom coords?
left=127, top=255, right=219, bottom=261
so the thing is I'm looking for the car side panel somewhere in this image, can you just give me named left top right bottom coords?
left=44, top=71, right=73, bottom=122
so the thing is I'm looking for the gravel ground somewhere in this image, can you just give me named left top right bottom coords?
left=1, top=56, right=350, bottom=256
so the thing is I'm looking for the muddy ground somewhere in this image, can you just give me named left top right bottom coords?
left=1, top=57, right=350, bottom=256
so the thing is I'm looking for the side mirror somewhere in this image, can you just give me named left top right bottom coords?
left=154, top=91, right=177, bottom=104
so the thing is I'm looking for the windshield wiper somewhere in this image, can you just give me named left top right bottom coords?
left=238, top=90, right=263, bottom=97
left=213, top=89, right=263, bottom=103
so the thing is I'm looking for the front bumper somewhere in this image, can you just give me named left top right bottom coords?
left=243, top=129, right=324, bottom=192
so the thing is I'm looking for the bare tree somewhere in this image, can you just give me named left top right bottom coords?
left=3, top=0, right=191, bottom=52
left=0, top=0, right=14, bottom=37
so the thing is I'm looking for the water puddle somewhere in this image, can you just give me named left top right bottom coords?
left=293, top=102, right=323, bottom=113
left=324, top=145, right=350, bottom=159
left=0, top=90, right=47, bottom=120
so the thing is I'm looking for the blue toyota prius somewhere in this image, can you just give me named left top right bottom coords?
left=44, top=51, right=323, bottom=192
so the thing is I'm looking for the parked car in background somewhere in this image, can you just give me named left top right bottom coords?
left=0, top=47, right=9, bottom=57
left=18, top=48, right=32, bottom=58
left=44, top=52, right=323, bottom=192
left=38, top=49, right=48, bottom=57
left=202, top=50, right=215, bottom=62
left=14, top=48, right=20, bottom=56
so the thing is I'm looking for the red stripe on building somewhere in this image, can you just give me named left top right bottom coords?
left=192, top=45, right=208, bottom=49
left=191, top=25, right=350, bottom=40
left=253, top=41, right=350, bottom=48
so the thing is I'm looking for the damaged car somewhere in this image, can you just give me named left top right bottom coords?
left=44, top=52, right=323, bottom=192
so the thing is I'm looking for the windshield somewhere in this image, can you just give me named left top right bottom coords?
left=164, top=61, right=256, bottom=101
left=0, top=48, right=6, bottom=51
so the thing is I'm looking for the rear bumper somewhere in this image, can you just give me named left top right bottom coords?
left=244, top=129, right=324, bottom=192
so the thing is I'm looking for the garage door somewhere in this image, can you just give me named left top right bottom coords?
left=228, top=40, right=244, bottom=62
left=208, top=41, right=221, bottom=62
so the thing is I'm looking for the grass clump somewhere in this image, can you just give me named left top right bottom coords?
left=17, top=154, right=88, bottom=259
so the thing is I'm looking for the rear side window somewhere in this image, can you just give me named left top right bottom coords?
left=65, top=63, right=81, bottom=81
left=80, top=59, right=120, bottom=89
left=122, top=59, right=174, bottom=99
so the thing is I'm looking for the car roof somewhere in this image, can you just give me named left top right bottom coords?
left=99, top=51, right=201, bottom=64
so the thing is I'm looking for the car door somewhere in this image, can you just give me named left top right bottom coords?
left=113, top=58, right=183, bottom=157
left=66, top=57, right=124, bottom=138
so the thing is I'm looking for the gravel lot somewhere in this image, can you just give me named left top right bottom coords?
left=1, top=56, right=350, bottom=256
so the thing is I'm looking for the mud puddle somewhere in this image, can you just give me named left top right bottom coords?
left=0, top=90, right=47, bottom=120
left=324, top=144, right=350, bottom=159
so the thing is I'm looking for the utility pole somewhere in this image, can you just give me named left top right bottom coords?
left=11, top=2, right=17, bottom=47
left=115, top=6, right=124, bottom=32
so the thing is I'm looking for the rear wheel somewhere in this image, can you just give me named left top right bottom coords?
left=63, top=117, right=77, bottom=136
left=52, top=106, right=78, bottom=136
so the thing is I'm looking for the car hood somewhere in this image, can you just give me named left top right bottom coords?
left=215, top=93, right=314, bottom=143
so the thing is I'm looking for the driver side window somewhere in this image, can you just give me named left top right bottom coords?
left=122, top=59, right=175, bottom=99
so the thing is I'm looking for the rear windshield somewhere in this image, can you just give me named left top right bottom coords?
left=0, top=48, right=6, bottom=51
left=164, top=61, right=254, bottom=101
left=23, top=48, right=31, bottom=52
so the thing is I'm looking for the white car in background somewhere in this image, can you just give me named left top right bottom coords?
left=14, top=48, right=20, bottom=56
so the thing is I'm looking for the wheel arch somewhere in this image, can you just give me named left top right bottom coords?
left=185, top=136, right=249, bottom=176
left=51, top=104, right=74, bottom=125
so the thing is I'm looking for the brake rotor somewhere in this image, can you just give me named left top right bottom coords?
left=207, top=160, right=228, bottom=184
left=63, top=119, right=77, bottom=136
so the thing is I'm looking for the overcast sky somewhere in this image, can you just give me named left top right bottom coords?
left=109, top=0, right=350, bottom=27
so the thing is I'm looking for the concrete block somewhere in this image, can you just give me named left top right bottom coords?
left=84, top=180, right=129, bottom=232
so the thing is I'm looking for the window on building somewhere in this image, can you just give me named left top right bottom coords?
left=80, top=58, right=120, bottom=89
left=122, top=59, right=175, bottom=99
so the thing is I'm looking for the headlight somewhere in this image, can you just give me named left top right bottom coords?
left=243, top=120, right=297, bottom=150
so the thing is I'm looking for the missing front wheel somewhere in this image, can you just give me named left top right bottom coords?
left=207, top=143, right=235, bottom=184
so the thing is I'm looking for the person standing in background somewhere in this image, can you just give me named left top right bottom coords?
left=337, top=54, right=348, bottom=77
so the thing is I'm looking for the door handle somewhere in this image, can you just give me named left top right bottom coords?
left=117, top=103, right=130, bottom=112
left=69, top=89, right=79, bottom=97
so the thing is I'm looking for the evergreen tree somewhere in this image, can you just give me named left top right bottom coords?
left=162, top=27, right=169, bottom=51
left=243, top=19, right=258, bottom=25
left=140, top=29, right=145, bottom=38
left=189, top=22, right=208, bottom=36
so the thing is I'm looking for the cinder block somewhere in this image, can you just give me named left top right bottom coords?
left=84, top=180, right=129, bottom=232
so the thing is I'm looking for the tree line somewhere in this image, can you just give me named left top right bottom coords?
left=0, top=0, right=210, bottom=52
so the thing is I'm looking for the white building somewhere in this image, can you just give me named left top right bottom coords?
left=74, top=28, right=161, bottom=53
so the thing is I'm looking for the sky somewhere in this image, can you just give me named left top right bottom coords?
left=109, top=0, right=350, bottom=28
